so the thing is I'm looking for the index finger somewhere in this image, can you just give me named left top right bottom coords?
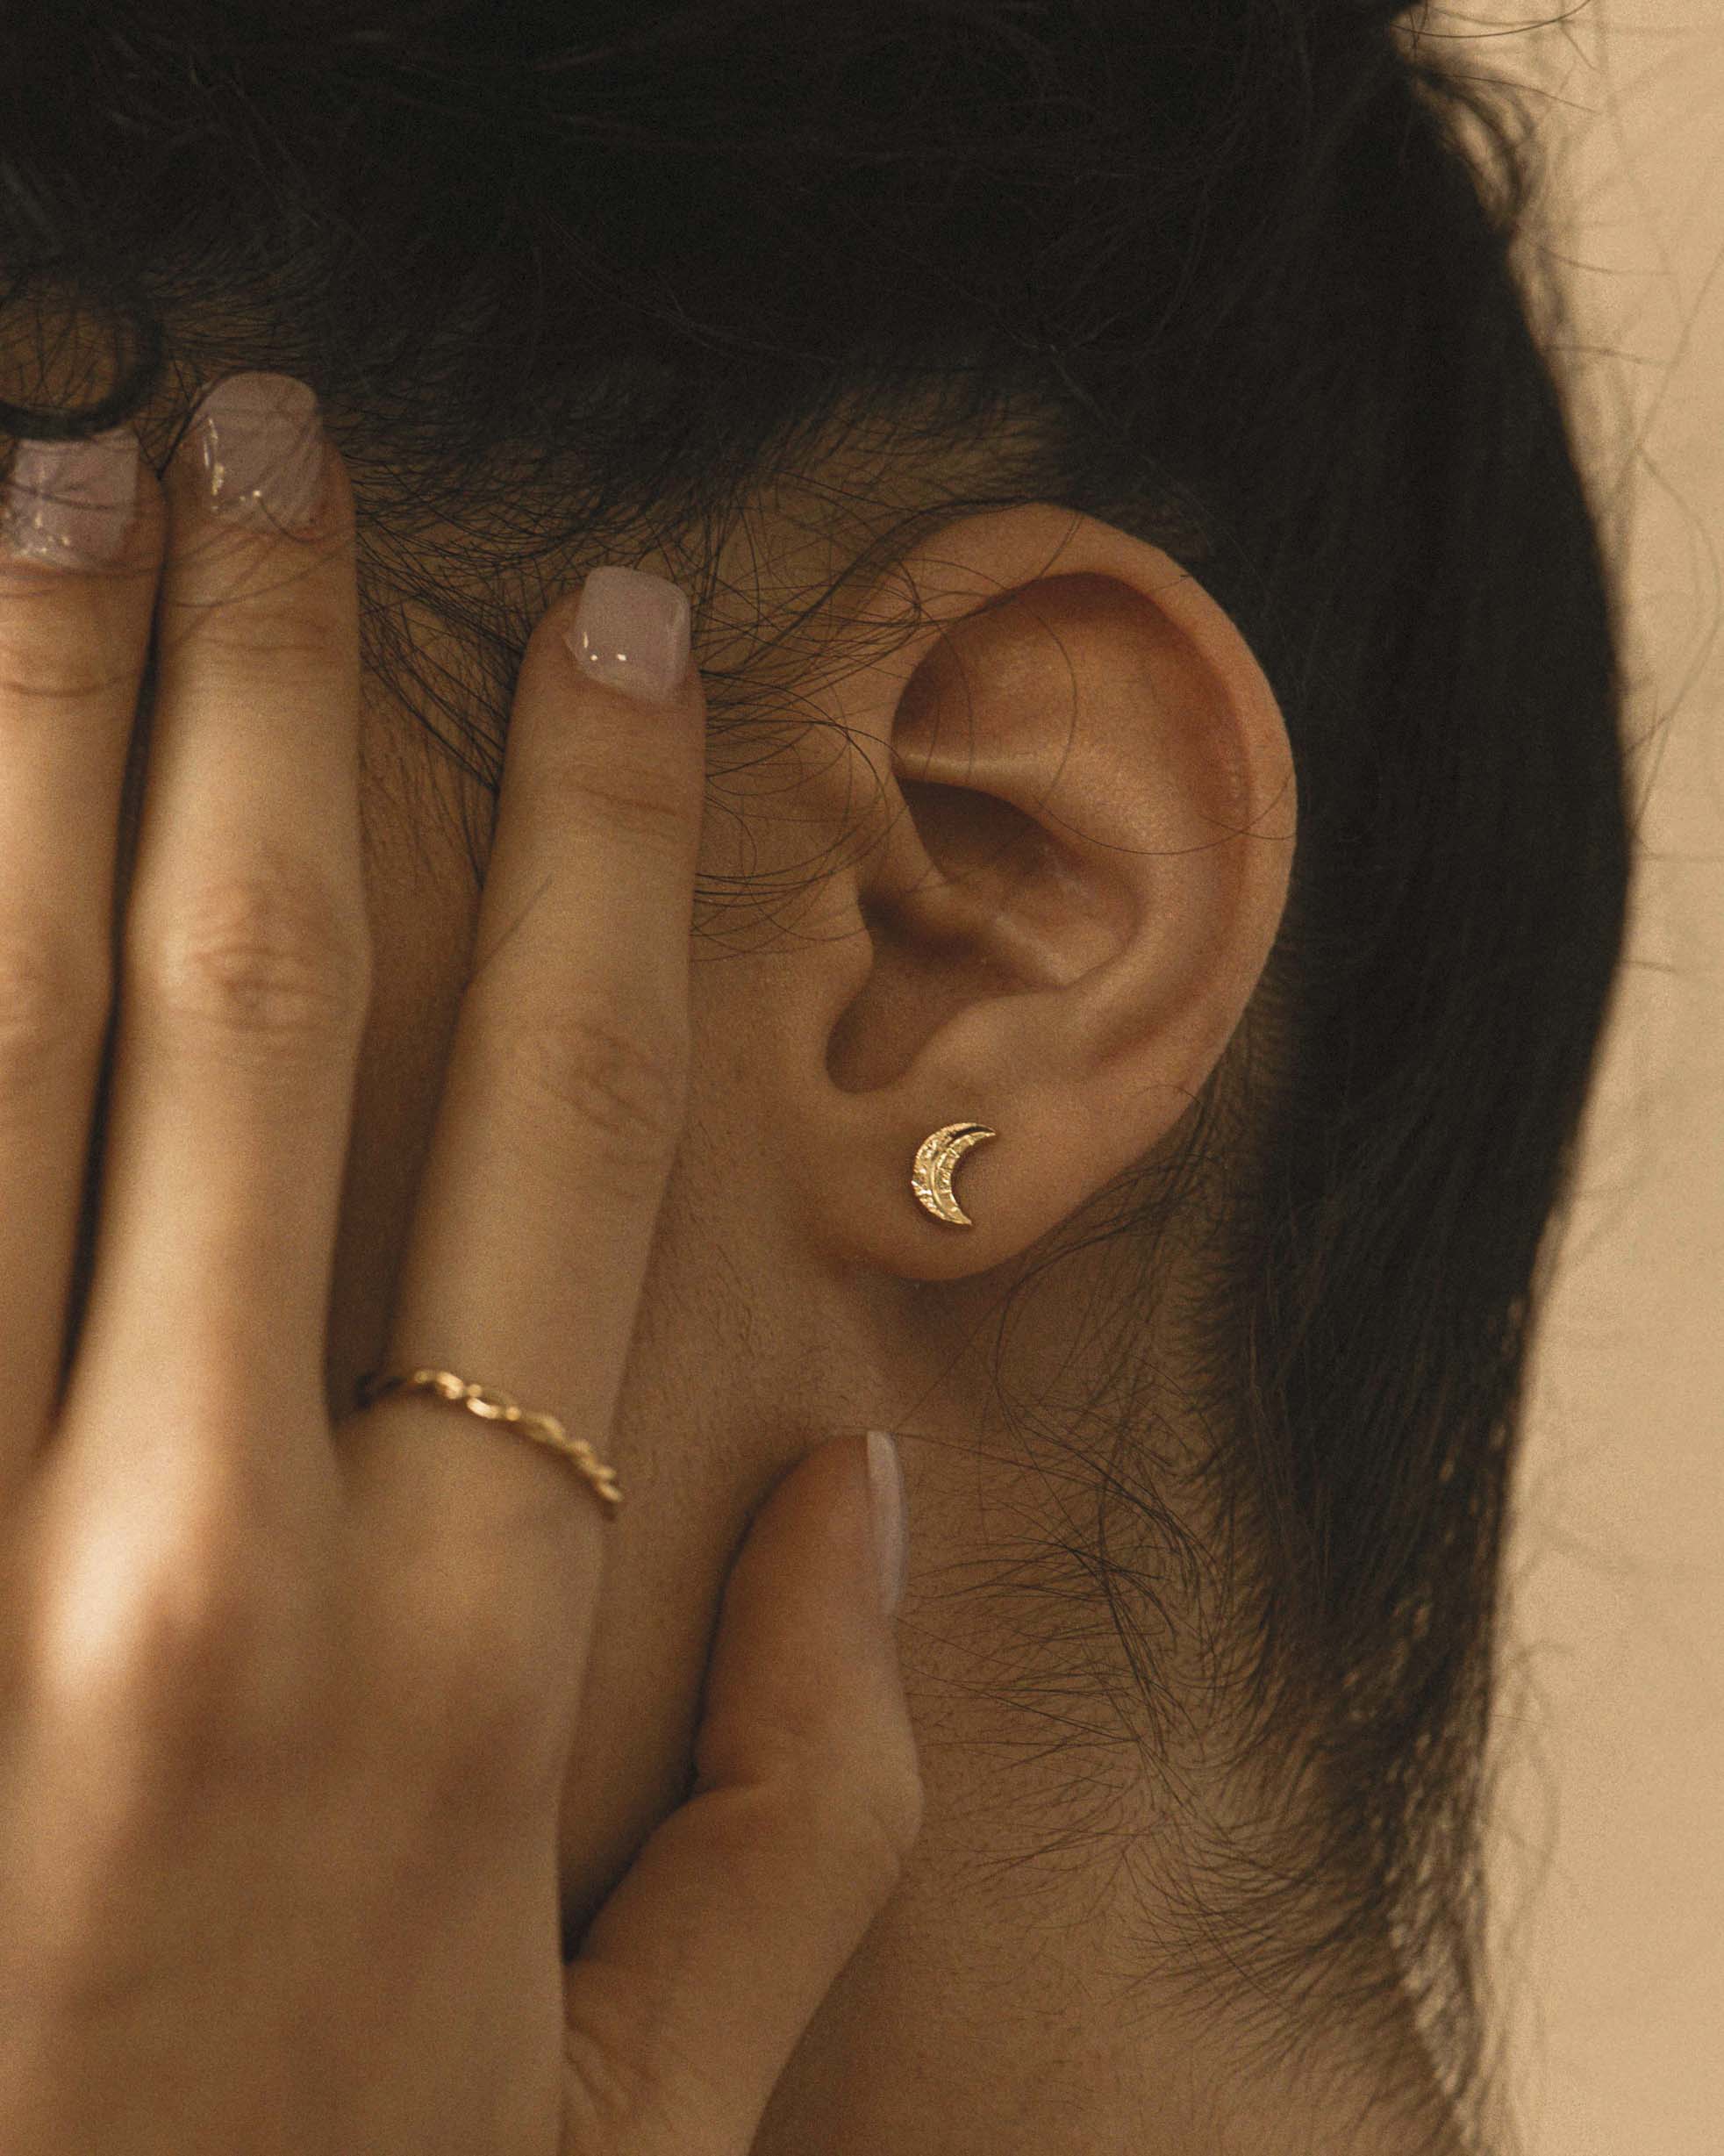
left=342, top=569, right=701, bottom=1624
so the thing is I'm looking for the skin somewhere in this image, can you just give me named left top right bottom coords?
left=324, top=477, right=1462, bottom=2151
left=8, top=358, right=1466, bottom=2150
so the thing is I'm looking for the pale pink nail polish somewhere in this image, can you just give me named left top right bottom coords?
left=564, top=566, right=691, bottom=703
left=1, top=428, right=139, bottom=568
left=867, top=1430, right=910, bottom=1615
left=189, top=371, right=325, bottom=533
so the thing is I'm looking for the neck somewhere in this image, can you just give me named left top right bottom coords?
left=743, top=1264, right=1475, bottom=2154
left=747, top=1752, right=1469, bottom=2154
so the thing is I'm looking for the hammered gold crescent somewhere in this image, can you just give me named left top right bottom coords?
left=910, top=1121, right=998, bottom=1227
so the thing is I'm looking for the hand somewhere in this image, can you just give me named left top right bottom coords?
left=0, top=376, right=921, bottom=2155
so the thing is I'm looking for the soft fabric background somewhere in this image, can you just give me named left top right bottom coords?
left=1464, top=4, right=1724, bottom=2151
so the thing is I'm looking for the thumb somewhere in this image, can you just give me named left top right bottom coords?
left=558, top=1430, right=923, bottom=2156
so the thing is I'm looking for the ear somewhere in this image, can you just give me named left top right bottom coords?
left=711, top=502, right=1297, bottom=1283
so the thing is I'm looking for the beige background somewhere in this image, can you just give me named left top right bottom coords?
left=1460, top=3, right=1724, bottom=2152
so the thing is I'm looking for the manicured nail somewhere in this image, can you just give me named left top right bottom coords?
left=866, top=1430, right=910, bottom=1616
left=1, top=427, right=139, bottom=568
left=188, top=371, right=325, bottom=533
left=564, top=566, right=691, bottom=703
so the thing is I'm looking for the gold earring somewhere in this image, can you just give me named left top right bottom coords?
left=911, top=1121, right=998, bottom=1228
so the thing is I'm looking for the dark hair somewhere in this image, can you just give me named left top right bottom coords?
left=1, top=4, right=1634, bottom=2149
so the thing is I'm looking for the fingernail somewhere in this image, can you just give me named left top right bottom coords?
left=563, top=566, right=691, bottom=703
left=866, top=1430, right=910, bottom=1616
left=1, top=427, right=139, bottom=568
left=188, top=371, right=325, bottom=533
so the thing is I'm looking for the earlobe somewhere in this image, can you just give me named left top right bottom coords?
left=756, top=503, right=1296, bottom=1284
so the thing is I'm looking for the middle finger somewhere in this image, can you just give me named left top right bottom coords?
left=61, top=372, right=365, bottom=1508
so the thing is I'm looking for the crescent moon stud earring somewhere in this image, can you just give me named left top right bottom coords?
left=911, top=1121, right=998, bottom=1228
